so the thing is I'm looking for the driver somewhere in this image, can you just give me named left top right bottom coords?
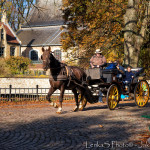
left=90, top=49, right=106, bottom=68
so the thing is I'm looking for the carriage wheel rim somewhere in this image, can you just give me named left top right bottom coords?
left=135, top=81, right=149, bottom=107
left=108, top=85, right=119, bottom=109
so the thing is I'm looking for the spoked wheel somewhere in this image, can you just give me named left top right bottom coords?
left=134, top=80, right=149, bottom=107
left=107, top=84, right=120, bottom=110
left=78, top=94, right=87, bottom=111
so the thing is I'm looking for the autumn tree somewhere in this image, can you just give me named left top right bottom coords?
left=61, top=0, right=128, bottom=67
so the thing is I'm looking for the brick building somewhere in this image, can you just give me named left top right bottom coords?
left=0, top=11, right=21, bottom=58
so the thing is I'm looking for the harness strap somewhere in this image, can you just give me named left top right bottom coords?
left=65, top=66, right=69, bottom=77
left=65, top=66, right=73, bottom=77
left=65, top=66, right=86, bottom=87
left=65, top=66, right=73, bottom=87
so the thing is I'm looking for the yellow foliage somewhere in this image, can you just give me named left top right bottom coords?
left=61, top=0, right=128, bottom=67
left=106, top=51, right=123, bottom=63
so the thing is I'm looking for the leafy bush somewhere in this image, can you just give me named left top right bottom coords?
left=0, top=58, right=11, bottom=76
left=5, top=56, right=31, bottom=75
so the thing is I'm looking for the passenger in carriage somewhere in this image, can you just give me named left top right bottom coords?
left=90, top=49, right=107, bottom=68
left=115, top=60, right=125, bottom=74
left=124, top=66, right=134, bottom=82
left=123, top=66, right=135, bottom=94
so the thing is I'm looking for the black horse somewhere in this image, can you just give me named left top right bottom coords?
left=41, top=46, right=87, bottom=114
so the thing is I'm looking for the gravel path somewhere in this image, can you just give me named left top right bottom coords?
left=0, top=100, right=150, bottom=150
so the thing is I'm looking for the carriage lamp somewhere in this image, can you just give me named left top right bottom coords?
left=125, top=85, right=129, bottom=91
left=124, top=81, right=130, bottom=91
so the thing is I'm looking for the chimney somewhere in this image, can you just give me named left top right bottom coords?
left=1, top=10, right=7, bottom=24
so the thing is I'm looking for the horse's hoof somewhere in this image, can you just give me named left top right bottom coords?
left=50, top=102, right=54, bottom=106
left=56, top=111, right=62, bottom=114
left=79, top=103, right=84, bottom=111
left=53, top=103, right=58, bottom=108
left=56, top=107, right=62, bottom=114
left=79, top=107, right=84, bottom=111
left=73, top=106, right=79, bottom=112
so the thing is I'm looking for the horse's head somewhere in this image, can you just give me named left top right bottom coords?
left=41, top=46, right=52, bottom=71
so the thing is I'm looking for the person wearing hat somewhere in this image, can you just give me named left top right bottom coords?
left=90, top=49, right=106, bottom=68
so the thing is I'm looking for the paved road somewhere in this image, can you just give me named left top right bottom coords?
left=0, top=100, right=150, bottom=150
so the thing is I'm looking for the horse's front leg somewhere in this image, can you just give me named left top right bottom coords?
left=72, top=88, right=79, bottom=112
left=56, top=85, right=65, bottom=114
left=47, top=87, right=58, bottom=108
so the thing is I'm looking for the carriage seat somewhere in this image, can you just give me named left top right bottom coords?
left=102, top=69, right=118, bottom=75
left=85, top=68, right=102, bottom=80
left=102, top=69, right=119, bottom=83
left=85, top=67, right=119, bottom=82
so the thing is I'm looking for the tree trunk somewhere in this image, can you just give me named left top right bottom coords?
left=124, top=0, right=150, bottom=67
left=124, top=0, right=138, bottom=67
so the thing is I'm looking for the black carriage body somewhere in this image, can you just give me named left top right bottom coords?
left=86, top=67, right=145, bottom=91
left=85, top=67, right=121, bottom=89
left=84, top=65, right=149, bottom=110
left=85, top=67, right=122, bottom=102
left=85, top=66, right=147, bottom=99
left=86, top=68, right=118, bottom=83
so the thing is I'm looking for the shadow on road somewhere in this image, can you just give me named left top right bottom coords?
left=84, top=101, right=150, bottom=111
left=0, top=102, right=150, bottom=150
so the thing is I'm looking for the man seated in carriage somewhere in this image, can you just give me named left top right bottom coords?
left=90, top=49, right=107, bottom=68
left=90, top=49, right=106, bottom=103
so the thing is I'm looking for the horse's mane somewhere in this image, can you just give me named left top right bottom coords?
left=49, top=53, right=68, bottom=77
left=50, top=53, right=61, bottom=68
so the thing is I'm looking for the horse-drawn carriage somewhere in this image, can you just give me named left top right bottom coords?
left=41, top=47, right=149, bottom=113
left=82, top=65, right=150, bottom=110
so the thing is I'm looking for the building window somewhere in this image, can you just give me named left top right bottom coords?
left=10, top=47, right=15, bottom=56
left=30, top=50, right=38, bottom=61
left=0, top=47, right=4, bottom=57
left=54, top=50, right=61, bottom=61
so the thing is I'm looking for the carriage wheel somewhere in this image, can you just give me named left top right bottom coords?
left=107, top=84, right=120, bottom=110
left=134, top=80, right=149, bottom=107
left=78, top=94, right=87, bottom=111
